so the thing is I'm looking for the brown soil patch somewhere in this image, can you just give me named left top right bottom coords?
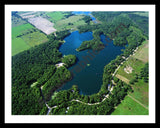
left=124, top=65, right=133, bottom=74
left=28, top=16, right=56, bottom=35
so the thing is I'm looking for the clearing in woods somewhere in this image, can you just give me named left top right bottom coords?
left=28, top=16, right=56, bottom=35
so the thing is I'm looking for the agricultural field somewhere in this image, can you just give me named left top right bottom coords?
left=12, top=23, right=33, bottom=56
left=43, top=11, right=87, bottom=31
left=45, top=11, right=66, bottom=22
left=116, top=40, right=149, bottom=81
left=12, top=17, right=49, bottom=56
left=12, top=11, right=88, bottom=56
left=115, top=57, right=145, bottom=82
left=54, top=15, right=87, bottom=31
left=112, top=40, right=149, bottom=115
left=133, top=41, right=149, bottom=63
left=111, top=95, right=148, bottom=115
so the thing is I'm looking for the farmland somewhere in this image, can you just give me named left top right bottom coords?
left=12, top=22, right=49, bottom=56
left=112, top=40, right=149, bottom=115
left=11, top=11, right=150, bottom=116
left=54, top=15, right=86, bottom=31
left=12, top=11, right=89, bottom=56
left=46, top=11, right=66, bottom=22
left=111, top=95, right=148, bottom=115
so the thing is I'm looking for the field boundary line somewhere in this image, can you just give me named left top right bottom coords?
left=128, top=94, right=148, bottom=110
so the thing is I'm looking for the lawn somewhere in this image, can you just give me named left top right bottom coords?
left=111, top=95, right=148, bottom=115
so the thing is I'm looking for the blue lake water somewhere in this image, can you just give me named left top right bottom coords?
left=72, top=11, right=98, bottom=23
left=59, top=31, right=124, bottom=95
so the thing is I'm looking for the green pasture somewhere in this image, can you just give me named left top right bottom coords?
left=54, top=15, right=86, bottom=31
left=133, top=40, right=149, bottom=63
left=129, top=79, right=149, bottom=107
left=116, top=57, right=144, bottom=81
left=12, top=23, right=34, bottom=38
left=12, top=23, right=48, bottom=56
left=21, top=31, right=48, bottom=47
left=46, top=11, right=65, bottom=22
left=112, top=41, right=149, bottom=115
left=116, top=40, right=148, bottom=81
left=12, top=37, right=30, bottom=56
left=111, top=95, right=148, bottom=115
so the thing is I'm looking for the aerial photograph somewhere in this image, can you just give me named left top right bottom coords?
left=11, top=10, right=149, bottom=115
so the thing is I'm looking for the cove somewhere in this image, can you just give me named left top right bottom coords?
left=59, top=31, right=125, bottom=95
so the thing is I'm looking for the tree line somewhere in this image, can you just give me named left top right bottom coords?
left=77, top=11, right=147, bottom=52
left=40, top=54, right=133, bottom=115
left=12, top=30, right=74, bottom=114
left=12, top=11, right=148, bottom=115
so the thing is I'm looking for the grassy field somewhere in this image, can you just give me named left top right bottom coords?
left=12, top=12, right=88, bottom=56
left=116, top=57, right=144, bottom=81
left=116, top=40, right=148, bottom=81
left=54, top=15, right=86, bottom=31
left=12, top=23, right=48, bottom=56
left=46, top=11, right=65, bottom=22
left=21, top=31, right=48, bottom=47
left=112, top=40, right=149, bottom=115
left=12, top=23, right=34, bottom=38
left=12, top=37, right=30, bottom=55
left=111, top=95, right=148, bottom=115
left=133, top=40, right=149, bottom=63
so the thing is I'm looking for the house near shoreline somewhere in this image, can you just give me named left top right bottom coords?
left=55, top=62, right=65, bottom=68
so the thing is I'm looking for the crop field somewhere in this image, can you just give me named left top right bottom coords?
left=12, top=11, right=88, bottom=56
left=112, top=40, right=149, bottom=115
left=111, top=95, right=148, bottom=115
left=21, top=31, right=49, bottom=47
left=12, top=22, right=48, bottom=56
left=54, top=15, right=86, bottom=31
left=12, top=23, right=34, bottom=38
left=12, top=37, right=30, bottom=56
left=133, top=40, right=149, bottom=63
left=46, top=11, right=65, bottom=22
left=116, top=57, right=144, bottom=81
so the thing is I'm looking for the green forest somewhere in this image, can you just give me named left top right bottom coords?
left=12, top=30, right=73, bottom=114
left=12, top=11, right=148, bottom=115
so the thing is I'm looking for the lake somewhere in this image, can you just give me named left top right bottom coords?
left=72, top=11, right=98, bottom=23
left=59, top=31, right=124, bottom=95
